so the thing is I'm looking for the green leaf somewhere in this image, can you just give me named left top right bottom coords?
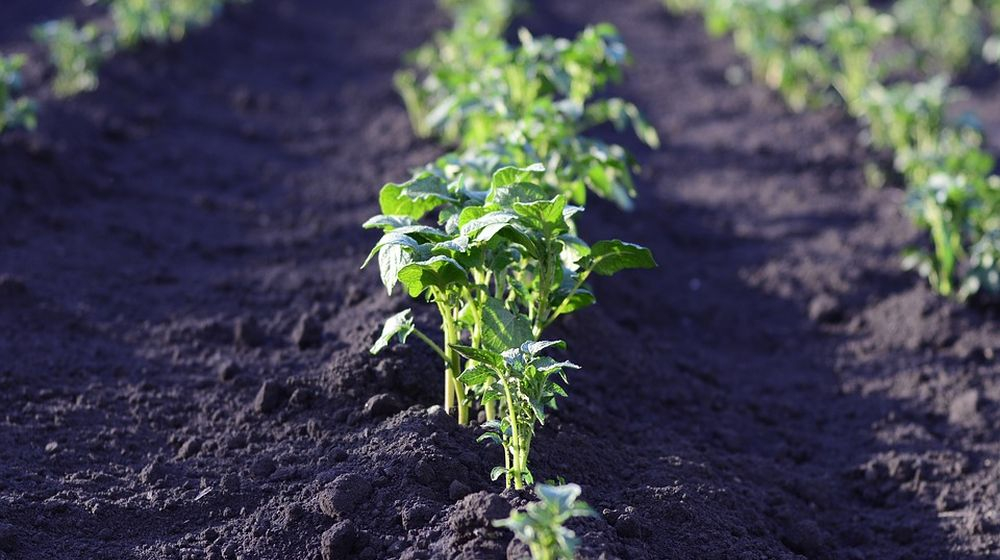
left=451, top=344, right=503, bottom=369
left=397, top=256, right=467, bottom=297
left=477, top=432, right=503, bottom=446
left=370, top=309, right=414, bottom=354
left=512, top=196, right=568, bottom=231
left=481, top=297, right=533, bottom=353
left=388, top=225, right=450, bottom=242
left=490, top=466, right=508, bottom=481
left=589, top=240, right=656, bottom=276
left=553, top=287, right=595, bottom=314
left=490, top=163, right=545, bottom=189
left=520, top=340, right=565, bottom=356
left=362, top=215, right=416, bottom=230
left=458, top=365, right=494, bottom=386
left=433, top=235, right=471, bottom=254
left=361, top=232, right=421, bottom=269
left=378, top=173, right=454, bottom=219
left=460, top=210, right=517, bottom=238
left=559, top=234, right=591, bottom=264
left=378, top=243, right=414, bottom=295
left=536, top=483, right=582, bottom=511
left=534, top=357, right=580, bottom=374
left=487, top=182, right=552, bottom=207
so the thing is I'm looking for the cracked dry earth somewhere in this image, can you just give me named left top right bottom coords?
left=0, top=0, right=998, bottom=559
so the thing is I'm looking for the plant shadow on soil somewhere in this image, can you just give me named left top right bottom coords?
left=0, top=0, right=998, bottom=559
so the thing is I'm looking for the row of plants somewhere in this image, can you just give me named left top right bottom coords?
left=364, top=1, right=658, bottom=557
left=35, top=0, right=249, bottom=97
left=365, top=0, right=657, bottom=490
left=664, top=0, right=1000, bottom=301
left=0, top=0, right=246, bottom=133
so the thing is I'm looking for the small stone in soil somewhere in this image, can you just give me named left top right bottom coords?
left=948, top=389, right=982, bottom=427
left=254, top=381, right=287, bottom=413
left=176, top=437, right=202, bottom=459
left=363, top=393, right=402, bottom=418
left=140, top=460, right=167, bottom=485
left=317, top=473, right=373, bottom=518
left=289, top=387, right=314, bottom=408
left=216, top=361, right=239, bottom=382
left=320, top=520, right=356, bottom=560
left=291, top=313, right=322, bottom=349
left=250, top=457, right=276, bottom=478
left=234, top=316, right=265, bottom=347
left=44, top=441, right=58, bottom=454
left=808, top=293, right=843, bottom=324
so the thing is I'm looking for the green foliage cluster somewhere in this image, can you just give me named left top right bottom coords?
left=665, top=0, right=1000, bottom=302
left=396, top=2, right=659, bottom=210
left=494, top=483, right=596, bottom=560
left=0, top=55, right=36, bottom=133
left=365, top=0, right=658, bottom=491
left=33, top=0, right=247, bottom=98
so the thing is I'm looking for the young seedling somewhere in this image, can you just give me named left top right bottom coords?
left=494, top=483, right=596, bottom=560
left=110, top=0, right=240, bottom=47
left=452, top=340, right=577, bottom=489
left=0, top=55, right=36, bottom=133
left=33, top=20, right=113, bottom=97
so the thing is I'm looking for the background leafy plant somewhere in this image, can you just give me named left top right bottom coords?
left=664, top=0, right=1000, bottom=302
left=34, top=0, right=247, bottom=98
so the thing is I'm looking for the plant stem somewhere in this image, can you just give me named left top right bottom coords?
left=411, top=328, right=447, bottom=361
left=541, top=263, right=594, bottom=333
left=532, top=248, right=554, bottom=338
left=438, top=299, right=469, bottom=424
left=499, top=376, right=523, bottom=489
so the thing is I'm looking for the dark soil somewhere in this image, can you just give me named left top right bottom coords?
left=1, top=0, right=998, bottom=559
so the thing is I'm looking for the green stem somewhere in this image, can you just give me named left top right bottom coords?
left=411, top=328, right=447, bottom=361
left=503, top=440, right=511, bottom=488
left=533, top=250, right=554, bottom=338
left=540, top=263, right=595, bottom=333
left=438, top=299, right=469, bottom=424
left=926, top=200, right=955, bottom=296
left=499, top=376, right=523, bottom=490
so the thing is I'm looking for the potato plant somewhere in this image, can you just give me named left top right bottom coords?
left=108, top=0, right=240, bottom=47
left=453, top=340, right=578, bottom=489
left=666, top=0, right=1000, bottom=302
left=363, top=165, right=656, bottom=427
left=0, top=55, right=36, bottom=132
left=396, top=4, right=658, bottom=210
left=494, top=483, right=596, bottom=559
left=33, top=20, right=112, bottom=97
left=364, top=0, right=658, bottom=488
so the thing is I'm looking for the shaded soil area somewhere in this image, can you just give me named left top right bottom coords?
left=0, top=0, right=998, bottom=559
